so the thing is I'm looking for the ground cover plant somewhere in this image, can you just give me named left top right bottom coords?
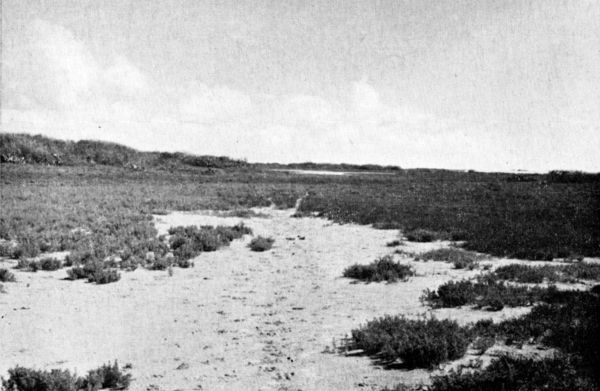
left=168, top=223, right=252, bottom=262
left=346, top=316, right=472, bottom=369
left=248, top=236, right=275, bottom=252
left=2, top=134, right=599, bottom=264
left=489, top=262, right=600, bottom=284
left=0, top=268, right=16, bottom=282
left=2, top=361, right=131, bottom=391
left=417, top=248, right=482, bottom=270
left=343, top=255, right=414, bottom=282
left=429, top=354, right=595, bottom=391
left=422, top=278, right=559, bottom=310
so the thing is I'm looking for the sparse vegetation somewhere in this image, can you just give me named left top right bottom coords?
left=343, top=255, right=414, bottom=282
left=386, top=240, right=402, bottom=247
left=0, top=268, right=16, bottom=282
left=1, top=361, right=131, bottom=391
left=430, top=354, right=596, bottom=391
left=404, top=228, right=445, bottom=242
left=346, top=316, right=472, bottom=368
left=248, top=236, right=275, bottom=252
left=422, top=278, right=557, bottom=310
left=417, top=248, right=482, bottom=270
left=169, top=223, right=252, bottom=261
left=491, top=262, right=600, bottom=284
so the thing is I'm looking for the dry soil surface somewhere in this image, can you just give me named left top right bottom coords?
left=0, top=207, right=570, bottom=391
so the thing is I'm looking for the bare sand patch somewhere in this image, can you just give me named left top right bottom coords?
left=1, top=208, right=547, bottom=391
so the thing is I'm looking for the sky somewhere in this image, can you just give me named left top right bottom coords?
left=2, top=0, right=599, bottom=172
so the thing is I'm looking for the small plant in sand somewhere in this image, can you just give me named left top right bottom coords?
left=347, top=315, right=472, bottom=369
left=248, top=236, right=275, bottom=252
left=0, top=268, right=16, bottom=282
left=417, top=248, right=482, bottom=270
left=343, top=255, right=414, bottom=283
left=386, top=240, right=403, bottom=247
left=404, top=228, right=446, bottom=242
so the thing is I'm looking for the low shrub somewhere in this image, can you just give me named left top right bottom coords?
left=386, top=240, right=403, bottom=247
left=38, top=257, right=62, bottom=271
left=88, top=268, right=120, bottom=284
left=0, top=268, right=16, bottom=282
left=347, top=316, right=472, bottom=368
left=343, top=255, right=414, bottom=282
left=82, top=361, right=131, bottom=390
left=169, top=223, right=252, bottom=261
left=493, top=264, right=559, bottom=283
left=430, top=354, right=596, bottom=391
left=248, top=236, right=275, bottom=252
left=491, top=262, right=600, bottom=284
left=1, top=361, right=131, bottom=391
left=404, top=229, right=446, bottom=242
left=417, top=248, right=481, bottom=270
left=422, top=278, right=553, bottom=310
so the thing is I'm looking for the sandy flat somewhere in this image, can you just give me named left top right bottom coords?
left=0, top=208, right=562, bottom=391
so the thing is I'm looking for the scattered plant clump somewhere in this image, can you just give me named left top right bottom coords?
left=248, top=236, right=275, bottom=252
left=343, top=255, right=414, bottom=282
left=347, top=316, right=472, bottom=368
left=430, top=354, right=596, bottom=391
left=404, top=229, right=446, bottom=242
left=422, top=278, right=555, bottom=310
left=0, top=268, right=16, bottom=282
left=492, top=263, right=560, bottom=283
left=38, top=257, right=62, bottom=271
left=417, top=248, right=482, bottom=269
left=386, top=240, right=403, bottom=247
left=1, top=361, right=131, bottom=391
left=66, top=260, right=120, bottom=284
left=491, top=262, right=600, bottom=284
left=169, top=223, right=252, bottom=261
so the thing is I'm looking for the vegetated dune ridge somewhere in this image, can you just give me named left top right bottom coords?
left=1, top=207, right=591, bottom=391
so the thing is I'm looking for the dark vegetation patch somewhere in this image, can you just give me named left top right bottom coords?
left=430, top=354, right=596, bottom=391
left=2, top=134, right=599, bottom=263
left=346, top=316, right=472, bottom=369
left=168, top=223, right=252, bottom=261
left=0, top=268, right=16, bottom=282
left=404, top=228, right=447, bottom=242
left=386, top=240, right=403, bottom=247
left=343, top=255, right=414, bottom=282
left=491, top=262, right=600, bottom=284
left=422, top=278, right=560, bottom=310
left=2, top=361, right=131, bottom=391
left=16, top=258, right=62, bottom=272
left=417, top=248, right=482, bottom=270
left=248, top=236, right=275, bottom=252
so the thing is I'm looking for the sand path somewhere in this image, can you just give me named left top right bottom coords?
left=1, top=207, right=539, bottom=391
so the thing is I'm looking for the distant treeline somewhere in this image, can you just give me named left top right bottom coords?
left=0, top=133, right=248, bottom=169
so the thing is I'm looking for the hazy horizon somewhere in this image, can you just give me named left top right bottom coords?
left=2, top=1, right=600, bottom=172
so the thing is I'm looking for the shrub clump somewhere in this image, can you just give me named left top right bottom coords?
left=169, top=223, right=252, bottom=261
left=430, top=354, right=596, bottom=391
left=1, top=361, right=131, bottom=391
left=417, top=248, right=482, bottom=270
left=491, top=262, right=600, bottom=284
left=404, top=228, right=446, bottom=242
left=0, top=268, right=16, bottom=282
left=422, top=278, right=554, bottom=310
left=248, top=236, right=275, bottom=252
left=66, top=260, right=120, bottom=284
left=343, top=255, right=414, bottom=282
left=347, top=316, right=472, bottom=368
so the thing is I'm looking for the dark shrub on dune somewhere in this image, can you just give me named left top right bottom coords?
left=343, top=255, right=414, bottom=282
left=248, top=236, right=275, bottom=252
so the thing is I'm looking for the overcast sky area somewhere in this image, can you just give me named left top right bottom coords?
left=2, top=0, right=599, bottom=172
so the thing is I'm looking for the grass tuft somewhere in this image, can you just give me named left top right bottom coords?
left=343, top=255, right=414, bottom=283
left=248, top=236, right=275, bottom=252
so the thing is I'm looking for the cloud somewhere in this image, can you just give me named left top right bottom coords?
left=178, top=83, right=253, bottom=123
left=3, top=19, right=149, bottom=116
